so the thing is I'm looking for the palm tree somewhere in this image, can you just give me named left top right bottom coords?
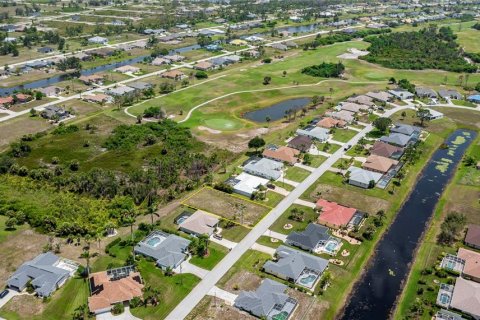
left=80, top=249, right=91, bottom=278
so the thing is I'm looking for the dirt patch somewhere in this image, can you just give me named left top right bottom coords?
left=2, top=294, right=45, bottom=317
left=184, top=188, right=270, bottom=227
left=198, top=126, right=222, bottom=134
left=304, top=184, right=390, bottom=214
left=223, top=270, right=262, bottom=293
left=288, top=289, right=329, bottom=320
left=186, top=296, right=256, bottom=320
left=443, top=185, right=480, bottom=225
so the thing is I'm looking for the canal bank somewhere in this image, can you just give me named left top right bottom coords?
left=340, top=129, right=477, bottom=320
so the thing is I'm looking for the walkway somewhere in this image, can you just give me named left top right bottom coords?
left=165, top=104, right=412, bottom=320
left=207, top=286, right=238, bottom=305
left=209, top=235, right=237, bottom=250
left=281, top=178, right=299, bottom=187
left=175, top=258, right=209, bottom=279
left=96, top=307, right=141, bottom=320
left=251, top=243, right=276, bottom=256
left=263, top=230, right=288, bottom=242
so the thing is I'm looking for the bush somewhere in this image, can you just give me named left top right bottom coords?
left=111, top=303, right=124, bottom=315
left=105, top=238, right=122, bottom=254
left=52, top=124, right=79, bottom=135
left=301, top=62, right=345, bottom=78
left=129, top=296, right=142, bottom=308
left=195, top=71, right=208, bottom=79
left=214, top=182, right=233, bottom=194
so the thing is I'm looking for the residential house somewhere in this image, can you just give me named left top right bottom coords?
left=262, top=145, right=300, bottom=165
left=73, top=52, right=92, bottom=61
left=467, top=95, right=480, bottom=104
left=296, top=127, right=330, bottom=142
left=244, top=157, right=283, bottom=181
left=37, top=46, right=54, bottom=54
left=178, top=210, right=219, bottom=237
left=3, top=37, right=16, bottom=43
left=271, top=43, right=288, bottom=51
left=0, top=96, right=14, bottom=108
left=369, top=141, right=404, bottom=159
left=243, top=49, right=260, bottom=58
left=161, top=70, right=186, bottom=80
left=388, top=89, right=414, bottom=100
left=465, top=224, right=480, bottom=249
left=362, top=154, right=399, bottom=174
left=317, top=117, right=346, bottom=129
left=134, top=231, right=190, bottom=270
left=37, top=86, right=63, bottom=97
left=435, top=309, right=465, bottom=320
left=82, top=94, right=112, bottom=104
left=347, top=166, right=383, bottom=189
left=263, top=246, right=328, bottom=289
left=227, top=172, right=269, bottom=197
left=416, top=87, right=438, bottom=98
left=105, top=86, right=136, bottom=97
left=288, top=135, right=313, bottom=152
left=194, top=61, right=213, bottom=71
left=224, top=55, right=242, bottom=64
left=164, top=54, right=185, bottom=63
left=244, top=35, right=265, bottom=43
left=457, top=248, right=480, bottom=283
left=151, top=57, right=171, bottom=66
left=41, top=106, right=70, bottom=120
left=14, top=93, right=32, bottom=103
left=380, top=133, right=414, bottom=148
left=88, top=36, right=108, bottom=45
left=316, top=199, right=363, bottom=229
left=114, top=65, right=140, bottom=74
left=391, top=123, right=421, bottom=139
left=438, top=89, right=462, bottom=100
left=347, top=95, right=375, bottom=107
left=127, top=81, right=153, bottom=91
left=234, top=279, right=298, bottom=320
left=78, top=74, right=104, bottom=85
left=338, top=102, right=369, bottom=113
left=449, top=277, right=480, bottom=319
left=89, top=48, right=116, bottom=58
left=325, top=110, right=355, bottom=123
left=365, top=91, right=393, bottom=103
left=425, top=108, right=444, bottom=120
left=286, top=223, right=333, bottom=253
left=88, top=266, right=143, bottom=314
left=230, top=39, right=247, bottom=46
left=284, top=41, right=298, bottom=48
left=210, top=57, right=228, bottom=68
left=7, top=252, right=77, bottom=297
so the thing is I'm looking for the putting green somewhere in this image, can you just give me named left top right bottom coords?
left=203, top=118, right=243, bottom=131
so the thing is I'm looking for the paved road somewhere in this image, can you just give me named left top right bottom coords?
left=165, top=104, right=413, bottom=320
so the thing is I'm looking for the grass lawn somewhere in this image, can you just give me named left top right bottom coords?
left=131, top=259, right=201, bottom=320
left=0, top=216, right=28, bottom=244
left=261, top=190, right=285, bottom=207
left=284, top=166, right=311, bottom=182
left=270, top=204, right=318, bottom=235
left=218, top=221, right=251, bottom=243
left=451, top=99, right=477, bottom=108
left=256, top=235, right=283, bottom=249
left=273, top=180, right=295, bottom=191
left=331, top=128, right=358, bottom=143
left=315, top=142, right=341, bottom=153
left=308, top=154, right=328, bottom=167
left=189, top=242, right=229, bottom=270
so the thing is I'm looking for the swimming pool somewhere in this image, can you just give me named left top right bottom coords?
left=296, top=271, right=319, bottom=289
left=323, top=239, right=340, bottom=254
left=146, top=235, right=165, bottom=247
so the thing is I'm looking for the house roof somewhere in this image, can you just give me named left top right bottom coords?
left=370, top=141, right=404, bottom=158
left=339, top=102, right=368, bottom=113
left=365, top=91, right=393, bottom=102
left=229, top=172, right=269, bottom=196
left=362, top=154, right=398, bottom=173
left=287, top=223, right=331, bottom=250
left=195, top=61, right=213, bottom=69
left=37, top=86, right=62, bottom=96
left=127, top=81, right=152, bottom=91
left=114, top=65, right=140, bottom=73
left=317, top=117, right=346, bottom=129
left=7, top=252, right=71, bottom=297
left=347, top=95, right=375, bottom=106
left=179, top=210, right=219, bottom=235
left=457, top=248, right=480, bottom=280
left=244, top=158, right=283, bottom=180
left=134, top=231, right=190, bottom=268
left=326, top=110, right=355, bottom=123
left=264, top=245, right=328, bottom=280
left=88, top=267, right=143, bottom=313
left=380, top=133, right=412, bottom=147
left=262, top=146, right=299, bottom=165
left=162, top=70, right=185, bottom=78
left=438, top=89, right=462, bottom=99
left=465, top=224, right=480, bottom=247
left=296, top=127, right=330, bottom=141
left=316, top=199, right=357, bottom=227
left=106, top=86, right=136, bottom=96
left=450, top=277, right=480, bottom=318
left=416, top=87, right=438, bottom=97
left=391, top=123, right=421, bottom=136
left=234, top=279, right=290, bottom=318
left=347, top=166, right=383, bottom=185
left=83, top=94, right=110, bottom=103
left=0, top=96, right=14, bottom=104
left=288, top=135, right=313, bottom=152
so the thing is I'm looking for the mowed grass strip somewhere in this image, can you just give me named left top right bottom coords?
left=183, top=188, right=270, bottom=227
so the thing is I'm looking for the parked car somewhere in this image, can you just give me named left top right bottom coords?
left=344, top=144, right=352, bottom=151
left=213, top=233, right=223, bottom=240
left=0, top=289, right=9, bottom=299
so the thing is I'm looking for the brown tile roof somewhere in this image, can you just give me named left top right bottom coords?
left=262, top=146, right=300, bottom=165
left=83, top=94, right=110, bottom=103
left=195, top=61, right=213, bottom=70
left=88, top=270, right=144, bottom=313
left=369, top=141, right=403, bottom=158
left=450, top=277, right=480, bottom=317
left=0, top=96, right=14, bottom=105
left=288, top=135, right=313, bottom=152
left=466, top=225, right=480, bottom=248
left=317, top=117, right=346, bottom=129
left=457, top=248, right=480, bottom=280
left=179, top=210, right=219, bottom=235
left=162, top=70, right=185, bottom=79
left=362, top=155, right=398, bottom=174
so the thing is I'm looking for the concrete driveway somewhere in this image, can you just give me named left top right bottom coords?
left=210, top=235, right=237, bottom=249
left=251, top=243, right=276, bottom=256
left=175, top=259, right=209, bottom=279
left=207, top=286, right=238, bottom=305
left=263, top=230, right=288, bottom=242
left=0, top=290, right=21, bottom=309
left=96, top=307, right=140, bottom=320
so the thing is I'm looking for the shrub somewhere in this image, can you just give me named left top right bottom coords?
left=195, top=71, right=208, bottom=79
left=111, top=303, right=124, bottom=315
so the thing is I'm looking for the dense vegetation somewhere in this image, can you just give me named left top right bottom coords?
left=472, top=23, right=480, bottom=30
left=362, top=26, right=477, bottom=73
left=301, top=62, right=345, bottom=78
left=302, top=28, right=391, bottom=50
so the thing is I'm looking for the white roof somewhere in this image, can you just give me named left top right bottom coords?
left=426, top=108, right=443, bottom=118
left=232, top=172, right=269, bottom=196
left=296, top=127, right=330, bottom=141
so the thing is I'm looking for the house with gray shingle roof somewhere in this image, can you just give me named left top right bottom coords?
left=286, top=223, right=332, bottom=252
left=263, top=246, right=328, bottom=289
left=105, top=86, right=136, bottom=97
left=380, top=133, right=414, bottom=147
left=391, top=123, right=421, bottom=137
left=296, top=127, right=330, bottom=142
left=134, top=231, right=190, bottom=270
left=7, top=252, right=78, bottom=297
left=347, top=166, right=383, bottom=189
left=234, top=279, right=297, bottom=320
left=244, top=158, right=283, bottom=181
left=438, top=89, right=462, bottom=100
left=415, top=87, right=438, bottom=98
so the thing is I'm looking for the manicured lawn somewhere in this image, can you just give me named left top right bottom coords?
left=308, top=154, right=328, bottom=167
left=284, top=166, right=311, bottom=182
left=217, top=250, right=272, bottom=288
left=256, top=235, right=283, bottom=249
left=189, top=242, right=229, bottom=270
left=218, top=222, right=251, bottom=243
left=273, top=180, right=295, bottom=191
left=131, top=259, right=201, bottom=320
left=270, top=204, right=318, bottom=235
left=451, top=99, right=477, bottom=108
left=315, top=142, right=341, bottom=153
left=331, top=128, right=358, bottom=143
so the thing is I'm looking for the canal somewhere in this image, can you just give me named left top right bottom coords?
left=340, top=129, right=476, bottom=320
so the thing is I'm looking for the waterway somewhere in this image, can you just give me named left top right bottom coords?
left=340, top=129, right=476, bottom=320
left=243, top=97, right=311, bottom=122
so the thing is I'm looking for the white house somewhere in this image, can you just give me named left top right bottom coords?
left=88, top=36, right=108, bottom=45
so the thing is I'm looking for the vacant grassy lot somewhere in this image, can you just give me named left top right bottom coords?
left=331, top=128, right=358, bottom=143
left=183, top=188, right=271, bottom=227
left=190, top=242, right=229, bottom=270
left=284, top=166, right=311, bottom=182
left=270, top=204, right=318, bottom=235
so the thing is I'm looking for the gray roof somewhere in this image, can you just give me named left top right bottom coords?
left=7, top=252, right=70, bottom=297
left=134, top=231, right=190, bottom=269
left=244, top=158, right=283, bottom=181
left=347, top=166, right=383, bottom=185
left=380, top=133, right=412, bottom=147
left=296, top=127, right=329, bottom=141
left=127, top=81, right=152, bottom=91
left=106, top=86, right=136, bottom=96
left=234, top=279, right=289, bottom=318
left=391, top=123, right=421, bottom=136
left=264, top=245, right=328, bottom=280
left=415, top=87, right=437, bottom=98
left=286, top=223, right=331, bottom=251
left=438, top=89, right=462, bottom=100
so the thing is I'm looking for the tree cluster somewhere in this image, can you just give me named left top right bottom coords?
left=301, top=62, right=345, bottom=78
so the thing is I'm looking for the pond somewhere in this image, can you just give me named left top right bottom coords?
left=243, top=97, right=311, bottom=122
left=340, top=129, right=476, bottom=320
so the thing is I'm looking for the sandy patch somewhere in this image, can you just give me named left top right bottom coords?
left=223, top=271, right=262, bottom=292
left=198, top=126, right=222, bottom=134
left=186, top=296, right=256, bottom=320
left=337, top=48, right=369, bottom=59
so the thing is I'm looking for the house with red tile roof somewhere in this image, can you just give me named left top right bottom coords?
left=161, top=69, right=186, bottom=80
left=14, top=93, right=32, bottom=103
left=88, top=266, right=143, bottom=314
left=369, top=141, right=404, bottom=159
left=0, top=96, right=14, bottom=108
left=316, top=199, right=358, bottom=229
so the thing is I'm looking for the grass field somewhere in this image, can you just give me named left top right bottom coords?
left=331, top=128, right=358, bottom=143
left=284, top=166, right=311, bottom=182
left=183, top=188, right=271, bottom=227
left=189, top=242, right=229, bottom=270
left=269, top=204, right=318, bottom=235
